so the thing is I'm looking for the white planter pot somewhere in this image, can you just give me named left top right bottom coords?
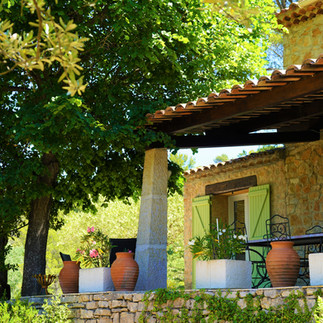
left=196, top=259, right=252, bottom=289
left=309, top=253, right=323, bottom=286
left=79, top=267, right=115, bottom=293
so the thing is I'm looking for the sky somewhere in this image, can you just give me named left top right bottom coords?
left=178, top=145, right=261, bottom=167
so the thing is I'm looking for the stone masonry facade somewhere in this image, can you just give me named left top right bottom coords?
left=183, top=139, right=323, bottom=288
left=283, top=14, right=323, bottom=67
left=24, top=286, right=322, bottom=322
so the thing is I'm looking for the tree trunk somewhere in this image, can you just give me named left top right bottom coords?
left=21, top=153, right=59, bottom=296
left=0, top=235, right=10, bottom=299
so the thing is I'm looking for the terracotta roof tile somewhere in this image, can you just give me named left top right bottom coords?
left=276, top=1, right=323, bottom=27
left=184, top=148, right=285, bottom=176
left=146, top=54, right=323, bottom=130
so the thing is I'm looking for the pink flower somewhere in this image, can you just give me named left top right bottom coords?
left=87, top=226, right=95, bottom=233
left=76, top=248, right=81, bottom=253
left=128, top=250, right=132, bottom=253
left=89, top=249, right=99, bottom=258
left=92, top=241, right=96, bottom=245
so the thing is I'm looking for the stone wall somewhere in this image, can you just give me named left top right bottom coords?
left=24, top=286, right=322, bottom=322
left=283, top=14, right=323, bottom=67
left=284, top=141, right=323, bottom=235
left=183, top=139, right=323, bottom=288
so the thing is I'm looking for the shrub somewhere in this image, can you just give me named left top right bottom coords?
left=0, top=295, right=71, bottom=323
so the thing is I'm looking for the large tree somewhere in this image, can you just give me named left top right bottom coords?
left=1, top=0, right=275, bottom=296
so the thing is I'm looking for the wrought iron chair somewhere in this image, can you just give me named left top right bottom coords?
left=230, top=220, right=270, bottom=288
left=298, top=225, right=323, bottom=285
left=305, top=225, right=323, bottom=253
left=265, top=214, right=291, bottom=241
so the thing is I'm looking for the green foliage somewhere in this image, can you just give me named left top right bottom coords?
left=1, top=0, right=277, bottom=292
left=166, top=194, right=185, bottom=289
left=213, top=153, right=229, bottom=163
left=206, top=0, right=278, bottom=30
left=6, top=244, right=24, bottom=298
left=139, top=289, right=317, bottom=322
left=314, top=296, right=323, bottom=323
left=75, top=227, right=113, bottom=268
left=40, top=295, right=71, bottom=323
left=0, top=0, right=87, bottom=95
left=1, top=0, right=276, bottom=225
left=237, top=145, right=283, bottom=157
left=189, top=221, right=247, bottom=260
left=7, top=193, right=185, bottom=295
left=0, top=295, right=71, bottom=323
left=256, top=144, right=281, bottom=152
left=169, top=153, right=196, bottom=171
left=237, top=149, right=250, bottom=157
left=0, top=298, right=41, bottom=322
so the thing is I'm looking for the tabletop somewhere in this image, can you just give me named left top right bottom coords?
left=247, top=232, right=323, bottom=247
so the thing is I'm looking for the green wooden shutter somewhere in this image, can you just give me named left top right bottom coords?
left=248, top=184, right=270, bottom=287
left=191, top=195, right=211, bottom=289
left=249, top=184, right=270, bottom=240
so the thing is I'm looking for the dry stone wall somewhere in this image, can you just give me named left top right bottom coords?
left=23, top=286, right=322, bottom=322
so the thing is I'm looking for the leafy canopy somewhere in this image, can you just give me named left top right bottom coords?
left=1, top=0, right=276, bottom=235
left=0, top=0, right=88, bottom=95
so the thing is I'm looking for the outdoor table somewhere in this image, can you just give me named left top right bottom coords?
left=246, top=233, right=323, bottom=288
left=247, top=233, right=323, bottom=248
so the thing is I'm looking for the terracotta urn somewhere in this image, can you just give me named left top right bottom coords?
left=111, top=252, right=139, bottom=291
left=265, top=241, right=300, bottom=287
left=59, top=261, right=80, bottom=293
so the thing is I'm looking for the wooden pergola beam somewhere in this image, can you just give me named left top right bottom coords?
left=154, top=73, right=323, bottom=134
left=205, top=102, right=323, bottom=135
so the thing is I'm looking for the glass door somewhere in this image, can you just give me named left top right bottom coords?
left=228, top=193, right=249, bottom=234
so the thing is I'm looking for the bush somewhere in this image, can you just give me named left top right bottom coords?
left=0, top=298, right=41, bottom=323
left=0, top=295, right=71, bottom=323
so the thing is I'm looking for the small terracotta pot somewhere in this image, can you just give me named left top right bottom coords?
left=266, top=241, right=300, bottom=287
left=111, top=252, right=139, bottom=291
left=59, top=261, right=80, bottom=293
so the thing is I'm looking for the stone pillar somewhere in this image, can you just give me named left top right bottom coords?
left=135, top=148, right=168, bottom=290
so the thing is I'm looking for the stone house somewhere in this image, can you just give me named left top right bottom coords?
left=183, top=140, right=323, bottom=288
left=182, top=0, right=323, bottom=289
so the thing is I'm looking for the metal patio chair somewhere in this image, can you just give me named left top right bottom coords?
left=298, top=224, right=323, bottom=285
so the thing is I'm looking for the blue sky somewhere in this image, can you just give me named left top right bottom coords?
left=178, top=146, right=260, bottom=167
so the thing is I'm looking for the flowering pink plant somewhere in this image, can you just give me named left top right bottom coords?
left=75, top=227, right=113, bottom=268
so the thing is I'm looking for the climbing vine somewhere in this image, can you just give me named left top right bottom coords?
left=139, top=289, right=321, bottom=322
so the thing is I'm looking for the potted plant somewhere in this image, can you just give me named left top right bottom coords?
left=189, top=221, right=251, bottom=289
left=75, top=226, right=115, bottom=292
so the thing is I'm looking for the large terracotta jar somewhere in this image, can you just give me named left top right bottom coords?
left=266, top=241, right=300, bottom=287
left=59, top=261, right=80, bottom=293
left=111, top=252, right=139, bottom=291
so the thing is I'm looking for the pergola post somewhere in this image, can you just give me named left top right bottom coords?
left=135, top=148, right=168, bottom=290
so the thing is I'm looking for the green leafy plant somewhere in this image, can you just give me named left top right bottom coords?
left=189, top=221, right=247, bottom=260
left=41, top=295, right=71, bottom=323
left=314, top=296, right=323, bottom=322
left=75, top=227, right=113, bottom=268
left=139, top=289, right=316, bottom=322
left=0, top=298, right=41, bottom=322
left=0, top=294, right=71, bottom=323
